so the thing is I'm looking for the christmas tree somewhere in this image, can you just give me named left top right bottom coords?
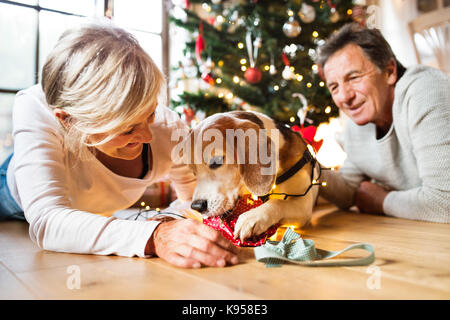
left=169, top=0, right=366, bottom=127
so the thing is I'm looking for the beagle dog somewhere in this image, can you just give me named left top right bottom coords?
left=182, top=111, right=319, bottom=241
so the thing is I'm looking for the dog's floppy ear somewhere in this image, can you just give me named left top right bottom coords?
left=232, top=120, right=277, bottom=196
left=240, top=164, right=276, bottom=196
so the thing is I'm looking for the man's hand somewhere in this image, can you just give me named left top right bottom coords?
left=146, top=219, right=239, bottom=268
left=355, top=181, right=390, bottom=215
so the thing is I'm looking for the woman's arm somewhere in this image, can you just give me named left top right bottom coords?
left=145, top=218, right=239, bottom=268
left=12, top=88, right=160, bottom=257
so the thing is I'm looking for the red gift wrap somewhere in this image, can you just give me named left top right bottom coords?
left=202, top=194, right=279, bottom=247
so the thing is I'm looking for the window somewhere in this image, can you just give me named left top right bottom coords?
left=112, top=0, right=167, bottom=76
left=108, top=0, right=169, bottom=107
left=0, top=0, right=167, bottom=162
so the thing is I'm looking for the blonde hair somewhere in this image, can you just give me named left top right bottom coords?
left=41, top=22, right=165, bottom=160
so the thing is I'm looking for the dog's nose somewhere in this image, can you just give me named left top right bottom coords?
left=191, top=199, right=208, bottom=213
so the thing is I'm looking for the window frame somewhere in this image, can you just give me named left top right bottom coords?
left=0, top=0, right=169, bottom=161
left=0, top=0, right=97, bottom=94
left=0, top=0, right=169, bottom=95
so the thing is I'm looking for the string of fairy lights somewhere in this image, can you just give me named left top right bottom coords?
left=175, top=2, right=356, bottom=125
left=128, top=143, right=334, bottom=222
left=125, top=201, right=186, bottom=221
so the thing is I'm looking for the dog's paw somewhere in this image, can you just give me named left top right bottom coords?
left=233, top=208, right=274, bottom=242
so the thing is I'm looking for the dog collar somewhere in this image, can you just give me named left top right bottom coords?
left=275, top=148, right=315, bottom=185
left=259, top=146, right=321, bottom=202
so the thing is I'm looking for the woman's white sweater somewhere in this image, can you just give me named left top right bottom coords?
left=7, top=84, right=196, bottom=257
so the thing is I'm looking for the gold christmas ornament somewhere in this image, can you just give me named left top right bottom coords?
left=330, top=8, right=340, bottom=23
left=283, top=17, right=301, bottom=38
left=298, top=3, right=316, bottom=23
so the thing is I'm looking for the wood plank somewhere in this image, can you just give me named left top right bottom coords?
left=0, top=221, right=39, bottom=256
left=15, top=257, right=258, bottom=300
left=155, top=245, right=449, bottom=300
left=1, top=207, right=449, bottom=300
left=156, top=207, right=449, bottom=300
left=302, top=209, right=450, bottom=295
left=0, top=221, right=113, bottom=274
left=304, top=209, right=450, bottom=268
left=0, top=249, right=113, bottom=274
left=0, top=262, right=35, bottom=300
left=302, top=235, right=449, bottom=297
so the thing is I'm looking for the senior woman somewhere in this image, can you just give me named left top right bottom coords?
left=0, top=23, right=238, bottom=268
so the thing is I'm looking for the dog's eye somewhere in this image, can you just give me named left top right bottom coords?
left=208, top=156, right=224, bottom=170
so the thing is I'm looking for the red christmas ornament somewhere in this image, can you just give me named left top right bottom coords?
left=195, top=23, right=205, bottom=63
left=203, top=194, right=279, bottom=247
left=201, top=72, right=215, bottom=85
left=281, top=52, right=290, bottom=67
left=244, top=67, right=262, bottom=84
left=183, top=106, right=195, bottom=125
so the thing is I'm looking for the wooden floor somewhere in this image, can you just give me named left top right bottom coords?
left=1, top=204, right=449, bottom=300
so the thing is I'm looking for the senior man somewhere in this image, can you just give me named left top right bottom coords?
left=316, top=23, right=449, bottom=223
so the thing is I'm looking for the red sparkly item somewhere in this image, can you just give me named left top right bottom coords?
left=203, top=194, right=279, bottom=247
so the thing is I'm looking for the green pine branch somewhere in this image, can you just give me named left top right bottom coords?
left=170, top=0, right=355, bottom=126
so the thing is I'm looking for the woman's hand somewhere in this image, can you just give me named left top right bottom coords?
left=146, top=219, right=239, bottom=268
left=355, top=181, right=390, bottom=215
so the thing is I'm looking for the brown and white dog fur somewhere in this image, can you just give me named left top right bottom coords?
left=183, top=111, right=319, bottom=241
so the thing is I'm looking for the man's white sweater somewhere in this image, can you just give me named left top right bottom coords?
left=320, top=65, right=450, bottom=223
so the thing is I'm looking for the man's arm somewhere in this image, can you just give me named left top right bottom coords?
left=319, top=158, right=363, bottom=209
left=382, top=70, right=450, bottom=223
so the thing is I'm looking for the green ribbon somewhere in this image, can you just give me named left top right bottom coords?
left=254, top=228, right=375, bottom=268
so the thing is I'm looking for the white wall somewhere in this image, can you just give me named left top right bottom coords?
left=377, top=0, right=419, bottom=66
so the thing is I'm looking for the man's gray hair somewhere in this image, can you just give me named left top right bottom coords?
left=316, top=23, right=406, bottom=78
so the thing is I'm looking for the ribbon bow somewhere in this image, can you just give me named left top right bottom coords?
left=254, top=228, right=375, bottom=268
